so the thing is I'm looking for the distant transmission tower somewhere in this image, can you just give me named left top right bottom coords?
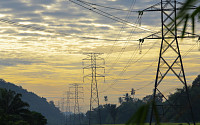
left=61, top=97, right=65, bottom=113
left=83, top=53, right=105, bottom=125
left=70, top=83, right=84, bottom=125
left=139, top=0, right=199, bottom=124
left=66, top=90, right=72, bottom=125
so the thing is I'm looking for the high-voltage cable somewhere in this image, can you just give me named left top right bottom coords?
left=0, top=18, right=138, bottom=42
left=69, top=0, right=154, bottom=32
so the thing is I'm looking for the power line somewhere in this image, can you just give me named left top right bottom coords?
left=69, top=0, right=155, bottom=32
left=100, top=40, right=159, bottom=93
left=104, top=0, right=137, bottom=63
left=75, top=0, right=140, bottom=12
left=105, top=1, right=140, bottom=73
left=102, top=40, right=199, bottom=95
left=104, top=37, right=199, bottom=93
left=0, top=18, right=138, bottom=42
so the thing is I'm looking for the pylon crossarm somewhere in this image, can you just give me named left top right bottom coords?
left=141, top=31, right=200, bottom=40
left=142, top=2, right=161, bottom=12
left=83, top=58, right=92, bottom=60
left=95, top=74, right=105, bottom=77
left=94, top=66, right=105, bottom=68
left=141, top=27, right=200, bottom=41
left=178, top=30, right=200, bottom=38
left=142, top=31, right=161, bottom=40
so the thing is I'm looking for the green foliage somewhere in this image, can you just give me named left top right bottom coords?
left=13, top=120, right=29, bottom=125
left=81, top=74, right=200, bottom=124
left=126, top=73, right=200, bottom=125
left=0, top=88, right=47, bottom=125
left=0, top=79, right=65, bottom=125
left=24, top=111, right=47, bottom=125
left=126, top=102, right=150, bottom=125
left=126, top=101, right=160, bottom=125
left=192, top=75, right=200, bottom=87
left=0, top=88, right=30, bottom=115
left=105, top=104, right=118, bottom=124
left=175, top=0, right=200, bottom=36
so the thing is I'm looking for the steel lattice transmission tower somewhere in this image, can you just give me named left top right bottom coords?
left=66, top=90, right=72, bottom=125
left=70, top=83, right=84, bottom=125
left=138, top=0, right=199, bottom=124
left=83, top=53, right=105, bottom=125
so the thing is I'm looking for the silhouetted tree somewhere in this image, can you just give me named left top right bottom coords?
left=123, top=93, right=132, bottom=102
left=118, top=97, right=123, bottom=104
left=25, top=111, right=47, bottom=125
left=192, top=75, right=200, bottom=87
left=105, top=104, right=118, bottom=124
left=104, top=96, right=108, bottom=104
left=0, top=88, right=47, bottom=125
left=0, top=88, right=29, bottom=117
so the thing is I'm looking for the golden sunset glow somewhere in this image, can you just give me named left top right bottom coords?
left=0, top=0, right=199, bottom=113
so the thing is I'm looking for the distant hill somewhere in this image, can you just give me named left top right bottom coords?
left=0, top=79, right=65, bottom=125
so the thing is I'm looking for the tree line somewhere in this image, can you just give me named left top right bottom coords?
left=66, top=74, right=200, bottom=124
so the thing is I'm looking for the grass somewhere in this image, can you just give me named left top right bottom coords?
left=103, top=123, right=200, bottom=125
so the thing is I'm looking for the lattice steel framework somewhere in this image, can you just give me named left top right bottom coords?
left=66, top=90, right=72, bottom=125
left=70, top=83, right=84, bottom=125
left=83, top=53, right=105, bottom=125
left=138, top=0, right=199, bottom=124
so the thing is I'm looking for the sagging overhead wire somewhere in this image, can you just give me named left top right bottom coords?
left=74, top=0, right=140, bottom=13
left=182, top=40, right=199, bottom=57
left=69, top=0, right=155, bottom=33
left=105, top=0, right=141, bottom=73
left=100, top=40, right=159, bottom=93
left=109, top=80, right=154, bottom=93
left=105, top=3, right=158, bottom=76
left=0, top=18, right=138, bottom=42
left=102, top=40, right=200, bottom=93
left=104, top=0, right=137, bottom=63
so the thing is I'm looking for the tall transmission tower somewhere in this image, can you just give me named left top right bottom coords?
left=139, top=0, right=199, bottom=124
left=83, top=53, right=105, bottom=125
left=70, top=83, right=84, bottom=125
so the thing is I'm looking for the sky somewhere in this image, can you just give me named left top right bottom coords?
left=0, top=0, right=199, bottom=112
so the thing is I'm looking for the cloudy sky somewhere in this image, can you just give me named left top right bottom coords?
left=0, top=0, right=199, bottom=112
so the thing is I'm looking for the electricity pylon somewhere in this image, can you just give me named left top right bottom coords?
left=139, top=0, right=199, bottom=124
left=83, top=53, right=105, bottom=125
left=66, top=90, right=72, bottom=125
left=70, top=83, right=84, bottom=125
left=61, top=97, right=65, bottom=113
